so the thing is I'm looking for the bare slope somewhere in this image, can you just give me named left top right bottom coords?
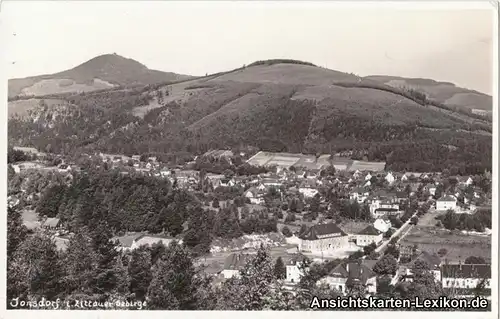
left=364, top=75, right=492, bottom=111
left=8, top=53, right=193, bottom=97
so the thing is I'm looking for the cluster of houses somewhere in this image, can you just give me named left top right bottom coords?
left=217, top=248, right=491, bottom=297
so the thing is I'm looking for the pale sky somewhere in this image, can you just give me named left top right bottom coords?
left=1, top=1, right=495, bottom=94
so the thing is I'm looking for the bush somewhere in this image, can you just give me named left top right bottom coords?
left=437, top=248, right=448, bottom=257
left=281, top=226, right=292, bottom=237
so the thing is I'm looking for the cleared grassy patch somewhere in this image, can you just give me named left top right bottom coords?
left=400, top=226, right=491, bottom=263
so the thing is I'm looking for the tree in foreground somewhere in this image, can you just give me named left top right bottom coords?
left=146, top=242, right=198, bottom=310
left=273, top=257, right=286, bottom=280
left=8, top=233, right=63, bottom=302
left=373, top=254, right=398, bottom=276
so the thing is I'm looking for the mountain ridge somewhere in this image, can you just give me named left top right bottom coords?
left=8, top=53, right=194, bottom=97
left=8, top=57, right=492, bottom=174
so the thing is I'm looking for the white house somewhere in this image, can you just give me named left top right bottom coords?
left=402, top=251, right=442, bottom=283
left=373, top=218, right=391, bottom=233
left=299, top=223, right=349, bottom=253
left=318, top=261, right=377, bottom=295
left=385, top=172, right=395, bottom=184
left=160, top=168, right=171, bottom=178
left=465, top=177, right=474, bottom=186
left=441, top=263, right=491, bottom=290
left=354, top=225, right=383, bottom=247
left=369, top=199, right=399, bottom=215
left=436, top=195, right=457, bottom=211
left=298, top=187, right=319, bottom=198
left=57, top=164, right=72, bottom=173
left=285, top=255, right=308, bottom=284
left=245, top=187, right=265, bottom=205
left=426, top=184, right=437, bottom=196
left=350, top=187, right=370, bottom=204
left=364, top=173, right=372, bottom=181
left=364, top=180, right=371, bottom=187
left=219, top=178, right=236, bottom=188
left=11, top=164, right=21, bottom=174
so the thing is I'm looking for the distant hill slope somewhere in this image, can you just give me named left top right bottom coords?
left=364, top=75, right=492, bottom=112
left=8, top=60, right=492, bottom=174
left=8, top=53, right=193, bottom=97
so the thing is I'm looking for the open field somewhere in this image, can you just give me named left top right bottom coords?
left=246, top=151, right=384, bottom=171
left=8, top=98, right=74, bottom=119
left=400, top=226, right=491, bottom=263
left=417, top=209, right=443, bottom=227
left=349, top=160, right=386, bottom=172
left=21, top=209, right=40, bottom=230
left=20, top=78, right=116, bottom=96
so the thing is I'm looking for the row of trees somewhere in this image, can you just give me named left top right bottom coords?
left=438, top=208, right=491, bottom=232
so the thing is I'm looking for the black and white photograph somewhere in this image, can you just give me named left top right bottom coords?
left=2, top=0, right=497, bottom=315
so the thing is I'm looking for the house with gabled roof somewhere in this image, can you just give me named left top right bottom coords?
left=402, top=251, right=442, bottom=282
left=285, top=254, right=308, bottom=284
left=350, top=187, right=369, bottom=204
left=354, top=225, right=383, bottom=247
left=436, top=195, right=457, bottom=211
left=318, top=261, right=377, bottom=295
left=222, top=253, right=254, bottom=279
left=244, top=187, right=265, bottom=205
left=298, top=223, right=349, bottom=253
left=42, top=217, right=61, bottom=229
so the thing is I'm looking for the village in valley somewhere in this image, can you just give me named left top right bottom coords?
left=8, top=145, right=492, bottom=300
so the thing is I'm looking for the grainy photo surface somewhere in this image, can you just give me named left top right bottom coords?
left=3, top=0, right=495, bottom=313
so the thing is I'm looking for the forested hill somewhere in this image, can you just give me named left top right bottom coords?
left=8, top=59, right=492, bottom=174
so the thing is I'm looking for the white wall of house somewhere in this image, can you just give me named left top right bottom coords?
left=222, top=269, right=241, bottom=279
left=373, top=219, right=391, bottom=233
left=298, top=188, right=319, bottom=198
left=285, top=235, right=301, bottom=246
left=355, top=233, right=383, bottom=247
left=442, top=277, right=491, bottom=289
left=350, top=193, right=368, bottom=204
left=436, top=200, right=457, bottom=211
left=299, top=235, right=349, bottom=252
left=319, top=276, right=347, bottom=294
left=286, top=263, right=304, bottom=284
left=370, top=201, right=399, bottom=215
left=366, top=276, right=377, bottom=294
left=405, top=268, right=441, bottom=282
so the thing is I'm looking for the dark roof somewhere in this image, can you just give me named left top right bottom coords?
left=374, top=208, right=399, bottom=212
left=328, top=262, right=376, bottom=283
left=299, top=223, right=347, bottom=240
left=224, top=253, right=253, bottom=270
left=438, top=195, right=456, bottom=202
left=358, top=225, right=380, bottom=236
left=441, top=264, right=491, bottom=279
left=43, top=217, right=60, bottom=228
left=286, top=254, right=308, bottom=265
left=396, top=191, right=407, bottom=199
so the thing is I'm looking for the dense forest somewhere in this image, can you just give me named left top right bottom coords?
left=28, top=169, right=278, bottom=254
